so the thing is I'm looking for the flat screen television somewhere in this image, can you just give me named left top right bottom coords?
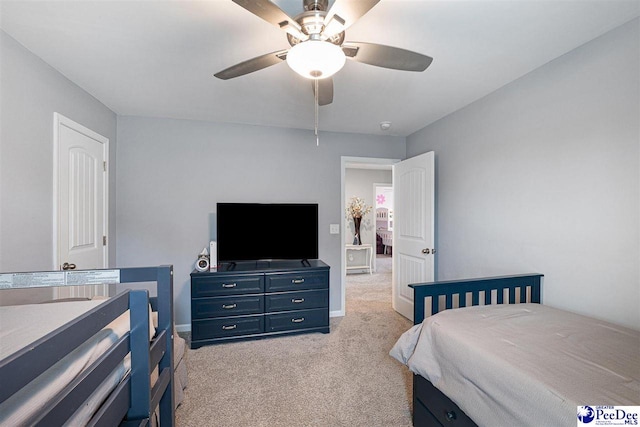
left=216, top=203, right=319, bottom=262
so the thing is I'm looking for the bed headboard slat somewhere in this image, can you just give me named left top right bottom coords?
left=410, top=273, right=543, bottom=324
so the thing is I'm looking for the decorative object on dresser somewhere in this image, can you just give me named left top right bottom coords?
left=190, top=260, right=329, bottom=348
left=194, top=247, right=210, bottom=272
left=345, top=196, right=372, bottom=245
left=209, top=241, right=218, bottom=271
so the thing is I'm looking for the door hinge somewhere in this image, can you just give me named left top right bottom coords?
left=103, top=235, right=107, bottom=246
left=103, top=161, right=107, bottom=172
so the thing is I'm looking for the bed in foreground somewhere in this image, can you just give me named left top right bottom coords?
left=390, top=274, right=640, bottom=427
left=0, top=265, right=176, bottom=426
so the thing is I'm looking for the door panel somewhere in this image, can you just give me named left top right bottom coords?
left=55, top=114, right=108, bottom=298
left=60, top=124, right=104, bottom=270
left=392, top=152, right=435, bottom=320
left=67, top=146, right=98, bottom=254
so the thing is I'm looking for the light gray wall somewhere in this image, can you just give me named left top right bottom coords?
left=116, top=116, right=405, bottom=327
left=407, top=19, right=639, bottom=329
left=0, top=31, right=117, bottom=302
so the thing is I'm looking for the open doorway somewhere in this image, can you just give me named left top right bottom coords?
left=340, top=153, right=435, bottom=321
left=340, top=156, right=399, bottom=316
left=374, top=184, right=393, bottom=254
left=373, top=182, right=393, bottom=274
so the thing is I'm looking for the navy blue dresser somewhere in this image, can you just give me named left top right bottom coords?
left=190, top=260, right=330, bottom=348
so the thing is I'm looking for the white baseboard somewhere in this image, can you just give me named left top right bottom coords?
left=330, top=310, right=345, bottom=317
left=175, top=323, right=191, bottom=333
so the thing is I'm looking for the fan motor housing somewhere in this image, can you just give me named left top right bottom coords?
left=285, top=0, right=345, bottom=47
left=304, top=0, right=329, bottom=11
left=287, top=9, right=345, bottom=48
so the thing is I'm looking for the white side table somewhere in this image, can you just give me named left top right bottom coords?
left=345, top=244, right=373, bottom=274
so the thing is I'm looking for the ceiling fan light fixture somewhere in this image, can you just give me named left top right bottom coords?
left=287, top=40, right=346, bottom=79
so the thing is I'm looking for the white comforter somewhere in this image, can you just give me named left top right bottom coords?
left=390, top=303, right=640, bottom=427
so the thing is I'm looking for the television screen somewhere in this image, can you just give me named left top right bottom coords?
left=216, top=203, right=319, bottom=262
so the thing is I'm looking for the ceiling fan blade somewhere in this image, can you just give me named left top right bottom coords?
left=322, top=0, right=380, bottom=38
left=232, top=0, right=306, bottom=41
left=311, top=78, right=334, bottom=106
left=214, top=49, right=288, bottom=80
left=342, top=42, right=433, bottom=72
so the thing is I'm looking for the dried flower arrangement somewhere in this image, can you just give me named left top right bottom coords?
left=345, top=196, right=372, bottom=220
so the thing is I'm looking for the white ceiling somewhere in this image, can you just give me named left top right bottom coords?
left=1, top=0, right=638, bottom=137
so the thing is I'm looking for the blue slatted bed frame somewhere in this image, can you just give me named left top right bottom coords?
left=409, top=273, right=543, bottom=427
left=0, top=265, right=175, bottom=426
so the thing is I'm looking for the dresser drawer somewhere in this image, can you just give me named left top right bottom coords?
left=265, top=271, right=328, bottom=292
left=192, top=315, right=264, bottom=339
left=265, top=308, right=328, bottom=332
left=265, top=290, right=328, bottom=312
left=413, top=396, right=444, bottom=427
left=414, top=375, right=476, bottom=427
left=192, top=274, right=264, bottom=297
left=192, top=295, right=264, bottom=319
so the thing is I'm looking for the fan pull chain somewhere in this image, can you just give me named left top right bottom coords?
left=314, top=78, right=319, bottom=146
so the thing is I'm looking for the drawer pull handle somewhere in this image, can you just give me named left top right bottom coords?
left=292, top=278, right=305, bottom=284
left=291, top=317, right=305, bottom=323
left=222, top=304, right=237, bottom=309
left=445, top=410, right=457, bottom=421
left=292, top=298, right=305, bottom=303
left=222, top=283, right=237, bottom=288
left=222, top=324, right=237, bottom=330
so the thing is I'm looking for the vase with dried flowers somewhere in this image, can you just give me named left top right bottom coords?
left=345, top=196, right=372, bottom=245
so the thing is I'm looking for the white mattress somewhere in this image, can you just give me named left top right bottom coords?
left=0, top=299, right=155, bottom=426
left=0, top=300, right=106, bottom=359
left=390, top=303, right=640, bottom=427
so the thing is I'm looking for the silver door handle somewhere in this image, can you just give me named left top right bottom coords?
left=421, top=248, right=430, bottom=254
left=62, top=262, right=76, bottom=270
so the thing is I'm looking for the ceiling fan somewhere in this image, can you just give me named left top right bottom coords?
left=214, top=0, right=433, bottom=106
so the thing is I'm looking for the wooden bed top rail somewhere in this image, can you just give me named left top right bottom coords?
left=410, top=273, right=543, bottom=324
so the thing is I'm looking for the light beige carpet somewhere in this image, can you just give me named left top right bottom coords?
left=176, top=256, right=413, bottom=427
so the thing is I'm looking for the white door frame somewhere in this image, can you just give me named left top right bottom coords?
left=53, top=113, right=109, bottom=270
left=338, top=156, right=400, bottom=316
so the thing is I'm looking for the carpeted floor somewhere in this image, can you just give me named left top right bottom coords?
left=176, top=255, right=413, bottom=426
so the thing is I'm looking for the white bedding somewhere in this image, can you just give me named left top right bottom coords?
left=390, top=303, right=640, bottom=427
left=0, top=300, right=106, bottom=360
left=0, top=299, right=155, bottom=426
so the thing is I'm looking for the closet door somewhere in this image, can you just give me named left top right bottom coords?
left=54, top=113, right=109, bottom=298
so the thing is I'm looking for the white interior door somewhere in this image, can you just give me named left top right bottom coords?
left=392, top=151, right=435, bottom=321
left=54, top=113, right=109, bottom=298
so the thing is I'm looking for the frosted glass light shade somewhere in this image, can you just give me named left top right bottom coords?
left=287, top=40, right=346, bottom=79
